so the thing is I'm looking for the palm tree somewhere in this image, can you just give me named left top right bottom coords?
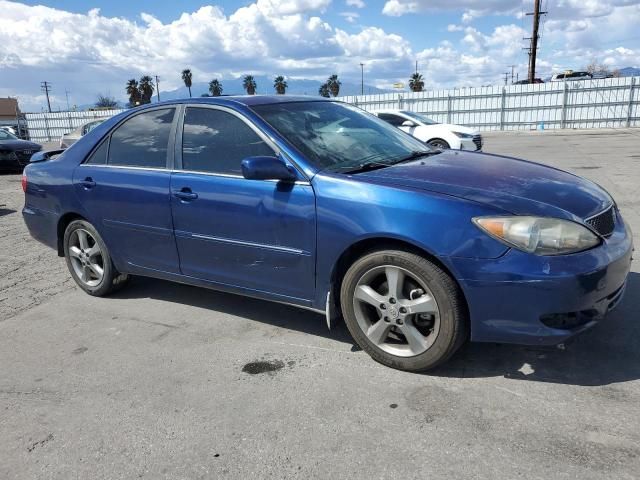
left=182, top=69, right=193, bottom=98
left=243, top=75, right=257, bottom=95
left=327, top=74, right=341, bottom=97
left=318, top=83, right=330, bottom=98
left=273, top=75, right=288, bottom=95
left=138, top=75, right=155, bottom=104
left=409, top=72, right=425, bottom=92
left=126, top=79, right=140, bottom=106
left=209, top=79, right=223, bottom=96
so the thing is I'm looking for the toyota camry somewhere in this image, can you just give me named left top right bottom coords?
left=22, top=96, right=633, bottom=371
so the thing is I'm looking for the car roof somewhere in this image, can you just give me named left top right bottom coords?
left=134, top=95, right=333, bottom=110
left=374, top=109, right=408, bottom=115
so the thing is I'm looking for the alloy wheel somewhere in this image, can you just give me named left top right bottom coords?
left=68, top=228, right=105, bottom=287
left=352, top=265, right=440, bottom=357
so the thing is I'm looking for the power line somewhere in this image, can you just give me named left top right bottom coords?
left=40, top=81, right=52, bottom=113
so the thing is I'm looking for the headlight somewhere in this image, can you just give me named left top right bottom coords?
left=473, top=216, right=600, bottom=255
left=453, top=131, right=474, bottom=138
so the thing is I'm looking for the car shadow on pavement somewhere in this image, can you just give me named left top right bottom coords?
left=0, top=208, right=16, bottom=218
left=112, top=276, right=356, bottom=346
left=115, top=272, right=640, bottom=387
left=433, top=271, right=640, bottom=387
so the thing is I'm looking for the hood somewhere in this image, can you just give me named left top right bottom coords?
left=0, top=139, right=41, bottom=151
left=436, top=123, right=478, bottom=135
left=358, top=150, right=612, bottom=220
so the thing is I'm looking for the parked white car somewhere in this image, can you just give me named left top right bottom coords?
left=59, top=119, right=105, bottom=149
left=374, top=110, right=483, bottom=151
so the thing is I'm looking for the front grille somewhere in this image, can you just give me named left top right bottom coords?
left=586, top=206, right=615, bottom=237
left=472, top=135, right=482, bottom=151
left=15, top=150, right=36, bottom=166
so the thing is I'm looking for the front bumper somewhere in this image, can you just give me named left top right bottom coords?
left=0, top=149, right=40, bottom=170
left=448, top=210, right=633, bottom=345
left=459, top=135, right=483, bottom=151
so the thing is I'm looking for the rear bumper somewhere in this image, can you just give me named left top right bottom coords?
left=22, top=205, right=59, bottom=251
left=448, top=211, right=633, bottom=345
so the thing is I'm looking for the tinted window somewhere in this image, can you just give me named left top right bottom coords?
left=85, top=138, right=108, bottom=165
left=377, top=113, right=405, bottom=126
left=108, top=109, right=175, bottom=168
left=182, top=108, right=274, bottom=174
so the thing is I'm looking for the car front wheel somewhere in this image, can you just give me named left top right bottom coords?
left=340, top=249, right=467, bottom=372
left=427, top=138, right=450, bottom=149
left=63, top=220, right=129, bottom=296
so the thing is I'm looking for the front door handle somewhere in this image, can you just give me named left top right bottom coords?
left=81, top=177, right=96, bottom=189
left=173, top=188, right=198, bottom=201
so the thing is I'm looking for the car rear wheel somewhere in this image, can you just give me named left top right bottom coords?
left=63, top=220, right=129, bottom=296
left=427, top=138, right=450, bottom=149
left=340, top=249, right=467, bottom=372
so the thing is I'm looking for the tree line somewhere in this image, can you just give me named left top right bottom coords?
left=126, top=69, right=428, bottom=105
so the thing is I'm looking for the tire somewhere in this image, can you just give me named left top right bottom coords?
left=340, top=249, right=467, bottom=372
left=427, top=138, right=450, bottom=149
left=63, top=219, right=129, bottom=296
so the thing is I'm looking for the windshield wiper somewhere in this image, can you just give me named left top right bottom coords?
left=391, top=150, right=440, bottom=165
left=328, top=160, right=393, bottom=174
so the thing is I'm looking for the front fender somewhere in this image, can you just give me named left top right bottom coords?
left=312, top=173, right=509, bottom=308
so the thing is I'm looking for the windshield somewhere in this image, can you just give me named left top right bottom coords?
left=402, top=111, right=438, bottom=125
left=0, top=129, right=18, bottom=141
left=252, top=101, right=432, bottom=172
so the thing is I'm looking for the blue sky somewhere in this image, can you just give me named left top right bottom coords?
left=1, top=0, right=639, bottom=110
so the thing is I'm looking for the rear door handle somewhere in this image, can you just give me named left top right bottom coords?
left=173, top=188, right=198, bottom=201
left=81, top=177, right=96, bottom=189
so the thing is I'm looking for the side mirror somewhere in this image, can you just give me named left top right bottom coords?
left=241, top=156, right=297, bottom=181
left=401, top=120, right=416, bottom=127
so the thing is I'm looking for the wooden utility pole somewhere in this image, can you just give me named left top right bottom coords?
left=155, top=76, right=161, bottom=102
left=40, top=81, right=52, bottom=113
left=526, top=0, right=547, bottom=83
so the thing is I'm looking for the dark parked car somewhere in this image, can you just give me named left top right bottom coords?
left=0, top=129, right=41, bottom=172
left=22, top=97, right=633, bottom=371
left=513, top=78, right=543, bottom=85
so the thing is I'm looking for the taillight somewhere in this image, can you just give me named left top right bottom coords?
left=21, top=173, right=27, bottom=193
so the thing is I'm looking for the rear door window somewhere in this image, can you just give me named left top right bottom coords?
left=181, top=107, right=274, bottom=175
left=107, top=109, right=175, bottom=168
left=85, top=138, right=108, bottom=165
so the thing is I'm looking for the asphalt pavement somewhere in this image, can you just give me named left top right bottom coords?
left=1, top=128, right=639, bottom=479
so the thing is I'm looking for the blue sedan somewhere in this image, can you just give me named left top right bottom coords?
left=22, top=96, right=633, bottom=371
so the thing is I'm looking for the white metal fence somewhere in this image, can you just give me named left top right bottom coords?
left=339, top=76, right=640, bottom=131
left=24, top=109, right=125, bottom=143
left=22, top=77, right=640, bottom=142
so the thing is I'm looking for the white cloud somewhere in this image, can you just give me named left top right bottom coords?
left=346, top=0, right=366, bottom=7
left=339, top=11, right=360, bottom=23
left=0, top=0, right=638, bottom=111
left=382, top=0, right=517, bottom=17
